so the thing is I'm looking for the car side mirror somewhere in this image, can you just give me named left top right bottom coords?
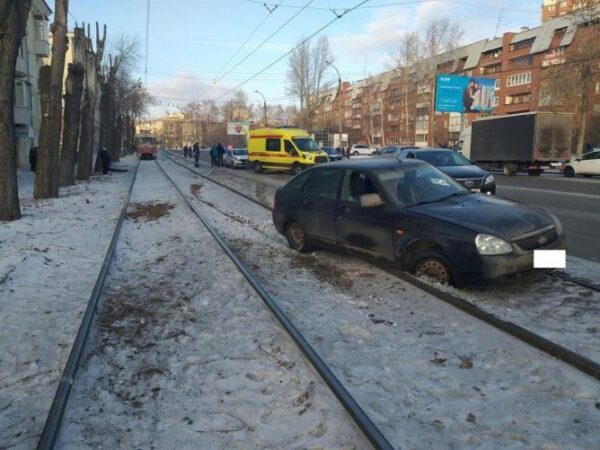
left=290, top=150, right=298, bottom=157
left=358, top=193, right=383, bottom=208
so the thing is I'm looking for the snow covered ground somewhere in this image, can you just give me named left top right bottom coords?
left=159, top=155, right=600, bottom=449
left=56, top=160, right=369, bottom=449
left=0, top=158, right=136, bottom=449
left=168, top=152, right=600, bottom=364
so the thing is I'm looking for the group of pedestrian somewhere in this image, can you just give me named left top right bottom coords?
left=210, top=143, right=226, bottom=167
left=334, top=145, right=353, bottom=159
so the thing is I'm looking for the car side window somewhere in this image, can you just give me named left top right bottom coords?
left=286, top=171, right=311, bottom=191
left=266, top=138, right=281, bottom=152
left=341, top=170, right=379, bottom=203
left=303, top=169, right=342, bottom=200
left=284, top=140, right=295, bottom=154
left=407, top=152, right=416, bottom=159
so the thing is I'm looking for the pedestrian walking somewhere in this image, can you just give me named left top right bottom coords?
left=99, top=147, right=112, bottom=175
left=193, top=142, right=200, bottom=167
left=216, top=142, right=225, bottom=167
left=29, top=146, right=38, bottom=172
left=210, top=144, right=217, bottom=166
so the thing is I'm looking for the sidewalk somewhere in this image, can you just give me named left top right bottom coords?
left=0, top=158, right=136, bottom=449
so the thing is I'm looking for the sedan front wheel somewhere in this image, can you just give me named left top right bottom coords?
left=413, top=250, right=452, bottom=285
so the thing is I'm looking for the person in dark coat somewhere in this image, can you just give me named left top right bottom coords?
left=209, top=144, right=217, bottom=166
left=99, top=147, right=112, bottom=175
left=29, top=146, right=38, bottom=172
left=216, top=143, right=225, bottom=167
left=193, top=142, right=200, bottom=167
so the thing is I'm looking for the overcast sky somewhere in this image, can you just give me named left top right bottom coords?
left=70, top=0, right=540, bottom=118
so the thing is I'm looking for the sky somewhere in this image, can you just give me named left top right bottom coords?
left=69, top=0, right=541, bottom=118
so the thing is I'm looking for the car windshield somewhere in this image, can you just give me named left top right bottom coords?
left=292, top=138, right=320, bottom=152
left=414, top=150, right=471, bottom=167
left=375, top=165, right=469, bottom=208
left=232, top=149, right=247, bottom=156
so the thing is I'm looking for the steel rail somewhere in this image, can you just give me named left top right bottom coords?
left=154, top=158, right=394, bottom=450
left=161, top=152, right=600, bottom=382
left=37, top=160, right=141, bottom=450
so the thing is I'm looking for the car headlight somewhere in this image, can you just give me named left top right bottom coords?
left=550, top=214, right=563, bottom=234
left=484, top=174, right=494, bottom=185
left=475, top=234, right=513, bottom=255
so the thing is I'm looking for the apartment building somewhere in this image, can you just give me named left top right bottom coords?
left=314, top=13, right=598, bottom=148
left=14, top=0, right=52, bottom=167
left=542, top=0, right=599, bottom=21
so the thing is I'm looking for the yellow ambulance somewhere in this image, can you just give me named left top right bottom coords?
left=247, top=128, right=329, bottom=174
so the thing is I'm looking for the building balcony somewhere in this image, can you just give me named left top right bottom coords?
left=15, top=55, right=28, bottom=77
left=504, top=102, right=531, bottom=113
left=542, top=57, right=565, bottom=67
left=353, top=113, right=361, bottom=119
left=417, top=86, right=432, bottom=94
left=353, top=124, right=362, bottom=129
left=373, top=132, right=382, bottom=138
left=14, top=106, right=32, bottom=125
left=416, top=102, right=429, bottom=108
left=34, top=39, right=50, bottom=57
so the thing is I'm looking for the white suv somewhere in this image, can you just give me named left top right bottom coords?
left=351, top=144, right=377, bottom=156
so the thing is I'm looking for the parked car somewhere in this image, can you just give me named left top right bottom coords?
left=374, top=145, right=419, bottom=156
left=563, top=149, right=600, bottom=177
left=322, top=147, right=344, bottom=162
left=395, top=148, right=496, bottom=195
left=224, top=148, right=249, bottom=168
left=273, top=159, right=565, bottom=286
left=350, top=144, right=378, bottom=156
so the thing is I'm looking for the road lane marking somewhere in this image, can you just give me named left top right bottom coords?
left=497, top=185, right=600, bottom=199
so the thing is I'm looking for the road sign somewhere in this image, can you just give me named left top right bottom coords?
left=227, top=122, right=249, bottom=136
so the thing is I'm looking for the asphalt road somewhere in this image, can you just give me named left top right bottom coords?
left=494, top=174, right=600, bottom=262
left=178, top=150, right=600, bottom=263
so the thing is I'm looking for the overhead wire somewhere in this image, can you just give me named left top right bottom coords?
left=213, top=0, right=371, bottom=102
left=196, top=0, right=315, bottom=100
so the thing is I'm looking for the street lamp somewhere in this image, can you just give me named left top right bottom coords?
left=254, top=90, right=268, bottom=127
left=326, top=61, right=343, bottom=143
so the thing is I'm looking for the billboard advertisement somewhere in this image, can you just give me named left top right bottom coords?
left=435, top=74, right=496, bottom=113
left=227, top=121, right=249, bottom=136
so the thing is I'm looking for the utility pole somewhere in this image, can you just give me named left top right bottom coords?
left=254, top=90, right=267, bottom=127
left=327, top=61, right=343, bottom=143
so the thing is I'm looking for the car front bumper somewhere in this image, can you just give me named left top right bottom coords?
left=472, top=233, right=567, bottom=280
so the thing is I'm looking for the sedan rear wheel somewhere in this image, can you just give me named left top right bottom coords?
left=413, top=251, right=452, bottom=285
left=286, top=222, right=311, bottom=253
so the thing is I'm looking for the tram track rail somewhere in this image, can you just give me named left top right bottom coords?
left=162, top=151, right=600, bottom=382
left=154, top=158, right=393, bottom=449
left=37, top=160, right=141, bottom=450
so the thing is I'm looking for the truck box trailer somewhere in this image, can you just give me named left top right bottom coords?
left=458, top=112, right=573, bottom=176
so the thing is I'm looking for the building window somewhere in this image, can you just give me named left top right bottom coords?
left=482, top=63, right=501, bottom=75
left=596, top=82, right=600, bottom=94
left=493, top=96, right=499, bottom=106
left=506, top=94, right=531, bottom=105
left=15, top=80, right=30, bottom=107
left=34, top=18, right=48, bottom=40
left=506, top=72, right=532, bottom=87
left=509, top=55, right=534, bottom=68
left=495, top=78, right=501, bottom=90
left=554, top=27, right=567, bottom=37
left=510, top=38, right=535, bottom=52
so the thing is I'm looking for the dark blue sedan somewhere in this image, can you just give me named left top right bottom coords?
left=273, top=159, right=565, bottom=286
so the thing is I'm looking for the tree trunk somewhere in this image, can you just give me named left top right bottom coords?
left=35, top=0, right=69, bottom=199
left=0, top=0, right=32, bottom=221
left=95, top=79, right=111, bottom=172
left=59, top=63, right=84, bottom=186
left=77, top=54, right=97, bottom=181
left=576, top=91, right=589, bottom=156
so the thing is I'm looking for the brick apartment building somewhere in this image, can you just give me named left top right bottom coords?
left=313, top=12, right=600, bottom=152
left=542, top=0, right=599, bottom=21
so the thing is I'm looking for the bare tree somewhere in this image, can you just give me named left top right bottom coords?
left=286, top=35, right=334, bottom=130
left=540, top=11, right=600, bottom=154
left=221, top=90, right=251, bottom=122
left=0, top=0, right=33, bottom=220
left=423, top=18, right=464, bottom=58
left=76, top=22, right=106, bottom=181
left=59, top=26, right=85, bottom=187
left=35, top=0, right=69, bottom=199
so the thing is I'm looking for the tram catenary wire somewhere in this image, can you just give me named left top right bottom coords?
left=162, top=150, right=600, bottom=382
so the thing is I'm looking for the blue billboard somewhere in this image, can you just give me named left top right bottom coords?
left=435, top=74, right=496, bottom=113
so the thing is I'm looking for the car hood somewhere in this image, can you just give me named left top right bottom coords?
left=437, top=164, right=488, bottom=178
left=233, top=155, right=248, bottom=160
left=408, top=194, right=554, bottom=239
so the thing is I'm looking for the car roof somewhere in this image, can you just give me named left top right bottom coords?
left=317, top=158, right=426, bottom=171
